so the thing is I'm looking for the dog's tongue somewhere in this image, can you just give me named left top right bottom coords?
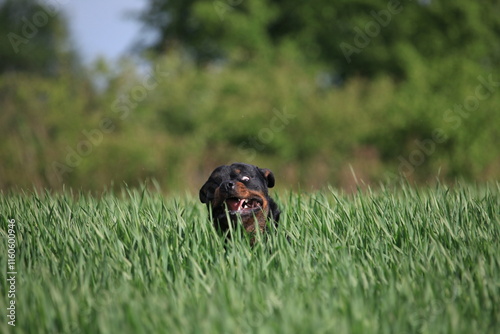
left=225, top=198, right=244, bottom=211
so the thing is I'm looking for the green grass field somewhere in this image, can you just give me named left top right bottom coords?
left=1, top=184, right=499, bottom=334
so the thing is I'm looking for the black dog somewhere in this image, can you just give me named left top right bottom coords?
left=199, top=163, right=280, bottom=235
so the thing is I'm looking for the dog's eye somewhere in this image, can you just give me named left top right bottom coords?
left=241, top=176, right=250, bottom=182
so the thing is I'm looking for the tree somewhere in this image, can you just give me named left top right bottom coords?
left=135, top=0, right=276, bottom=63
left=0, top=0, right=78, bottom=75
left=136, top=0, right=500, bottom=79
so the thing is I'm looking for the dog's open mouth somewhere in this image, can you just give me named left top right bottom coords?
left=224, top=197, right=262, bottom=215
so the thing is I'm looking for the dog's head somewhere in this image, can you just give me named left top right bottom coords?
left=199, top=163, right=279, bottom=233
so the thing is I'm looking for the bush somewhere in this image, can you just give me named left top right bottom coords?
left=1, top=48, right=499, bottom=192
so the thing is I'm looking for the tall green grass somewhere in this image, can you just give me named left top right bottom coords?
left=1, top=184, right=499, bottom=333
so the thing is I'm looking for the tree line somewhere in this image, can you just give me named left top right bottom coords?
left=1, top=0, right=499, bottom=192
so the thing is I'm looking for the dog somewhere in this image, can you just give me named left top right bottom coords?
left=199, top=163, right=280, bottom=236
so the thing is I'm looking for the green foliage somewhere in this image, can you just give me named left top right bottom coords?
left=1, top=50, right=500, bottom=192
left=1, top=184, right=499, bottom=333
left=137, top=0, right=500, bottom=79
left=0, top=0, right=78, bottom=75
left=1, top=1, right=500, bottom=192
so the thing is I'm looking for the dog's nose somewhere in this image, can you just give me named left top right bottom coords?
left=221, top=181, right=235, bottom=193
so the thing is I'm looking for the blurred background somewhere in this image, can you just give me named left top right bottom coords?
left=1, top=0, right=499, bottom=193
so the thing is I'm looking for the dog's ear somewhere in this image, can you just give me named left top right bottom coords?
left=259, top=168, right=275, bottom=188
left=200, top=165, right=227, bottom=203
left=199, top=181, right=214, bottom=204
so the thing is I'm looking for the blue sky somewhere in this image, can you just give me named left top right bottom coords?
left=61, top=1, right=148, bottom=64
